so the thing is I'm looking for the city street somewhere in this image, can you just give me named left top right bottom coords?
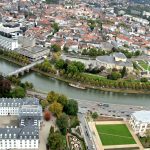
left=78, top=113, right=95, bottom=150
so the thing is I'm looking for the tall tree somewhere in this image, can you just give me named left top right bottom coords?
left=120, top=66, right=127, bottom=78
left=47, top=91, right=59, bottom=103
left=11, top=86, right=26, bottom=98
left=47, top=131, right=66, bottom=150
left=0, top=78, right=11, bottom=97
left=49, top=101, right=63, bottom=118
left=56, top=113, right=68, bottom=135
left=51, top=44, right=61, bottom=52
left=64, top=99, right=78, bottom=116
left=57, top=94, right=68, bottom=107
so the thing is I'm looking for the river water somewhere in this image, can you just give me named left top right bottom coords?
left=0, top=58, right=150, bottom=106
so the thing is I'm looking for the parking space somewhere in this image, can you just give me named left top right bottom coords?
left=78, top=100, right=149, bottom=119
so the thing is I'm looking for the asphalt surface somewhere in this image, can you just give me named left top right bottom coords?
left=78, top=113, right=96, bottom=150
left=78, top=99, right=150, bottom=119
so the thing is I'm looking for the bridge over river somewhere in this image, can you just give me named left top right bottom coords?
left=4, top=59, right=44, bottom=77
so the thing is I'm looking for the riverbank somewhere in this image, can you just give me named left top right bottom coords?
left=1, top=55, right=150, bottom=95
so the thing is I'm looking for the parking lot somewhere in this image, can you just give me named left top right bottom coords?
left=78, top=100, right=149, bottom=119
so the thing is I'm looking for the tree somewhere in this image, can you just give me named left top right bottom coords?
left=44, top=111, right=51, bottom=121
left=51, top=44, right=61, bottom=52
left=57, top=94, right=68, bottom=107
left=55, top=59, right=66, bottom=69
left=64, top=99, right=78, bottom=116
left=141, top=77, right=148, bottom=82
left=67, top=63, right=79, bottom=74
left=89, top=48, right=98, bottom=56
left=56, top=113, right=68, bottom=135
left=107, top=72, right=121, bottom=80
left=50, top=126, right=55, bottom=134
left=63, top=46, right=69, bottom=52
left=49, top=101, right=63, bottom=118
left=74, top=61, right=85, bottom=73
left=67, top=61, right=85, bottom=74
left=0, top=79, right=11, bottom=97
left=51, top=22, right=60, bottom=33
left=134, top=50, right=140, bottom=56
left=92, top=112, right=98, bottom=119
left=46, top=91, right=59, bottom=103
left=47, top=131, right=66, bottom=150
left=40, top=100, right=49, bottom=110
left=120, top=66, right=127, bottom=78
left=11, top=86, right=26, bottom=98
left=0, top=75, right=3, bottom=81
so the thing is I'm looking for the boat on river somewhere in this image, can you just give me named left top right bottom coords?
left=69, top=83, right=86, bottom=90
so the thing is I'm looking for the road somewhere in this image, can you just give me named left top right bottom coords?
left=78, top=113, right=96, bottom=150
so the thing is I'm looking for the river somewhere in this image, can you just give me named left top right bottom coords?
left=0, top=58, right=150, bottom=106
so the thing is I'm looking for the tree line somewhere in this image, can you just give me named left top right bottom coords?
left=0, top=49, right=30, bottom=65
left=54, top=59, right=150, bottom=91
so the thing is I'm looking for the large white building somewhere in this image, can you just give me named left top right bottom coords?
left=0, top=23, right=21, bottom=50
left=129, top=111, right=150, bottom=137
left=0, top=97, right=42, bottom=150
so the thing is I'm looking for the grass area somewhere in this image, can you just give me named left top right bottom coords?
left=83, top=73, right=106, bottom=80
left=138, top=60, right=150, bottom=71
left=96, top=124, right=136, bottom=145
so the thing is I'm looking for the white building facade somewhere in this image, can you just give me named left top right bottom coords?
left=0, top=23, right=21, bottom=50
left=0, top=98, right=42, bottom=150
left=129, top=111, right=150, bottom=137
left=0, top=34, right=18, bottom=50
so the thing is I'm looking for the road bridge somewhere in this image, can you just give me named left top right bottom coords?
left=7, top=59, right=44, bottom=77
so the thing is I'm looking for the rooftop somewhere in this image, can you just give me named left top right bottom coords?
left=96, top=53, right=132, bottom=67
left=132, top=111, right=150, bottom=123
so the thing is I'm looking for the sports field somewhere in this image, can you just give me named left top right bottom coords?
left=96, top=124, right=136, bottom=145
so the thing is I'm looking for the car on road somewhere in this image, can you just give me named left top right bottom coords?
left=103, top=104, right=109, bottom=107
left=97, top=103, right=103, bottom=106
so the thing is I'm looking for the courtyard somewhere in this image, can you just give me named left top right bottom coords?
left=0, top=115, right=18, bottom=127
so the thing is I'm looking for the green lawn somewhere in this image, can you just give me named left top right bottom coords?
left=83, top=73, right=106, bottom=80
left=138, top=60, right=150, bottom=71
left=96, top=124, right=136, bottom=145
